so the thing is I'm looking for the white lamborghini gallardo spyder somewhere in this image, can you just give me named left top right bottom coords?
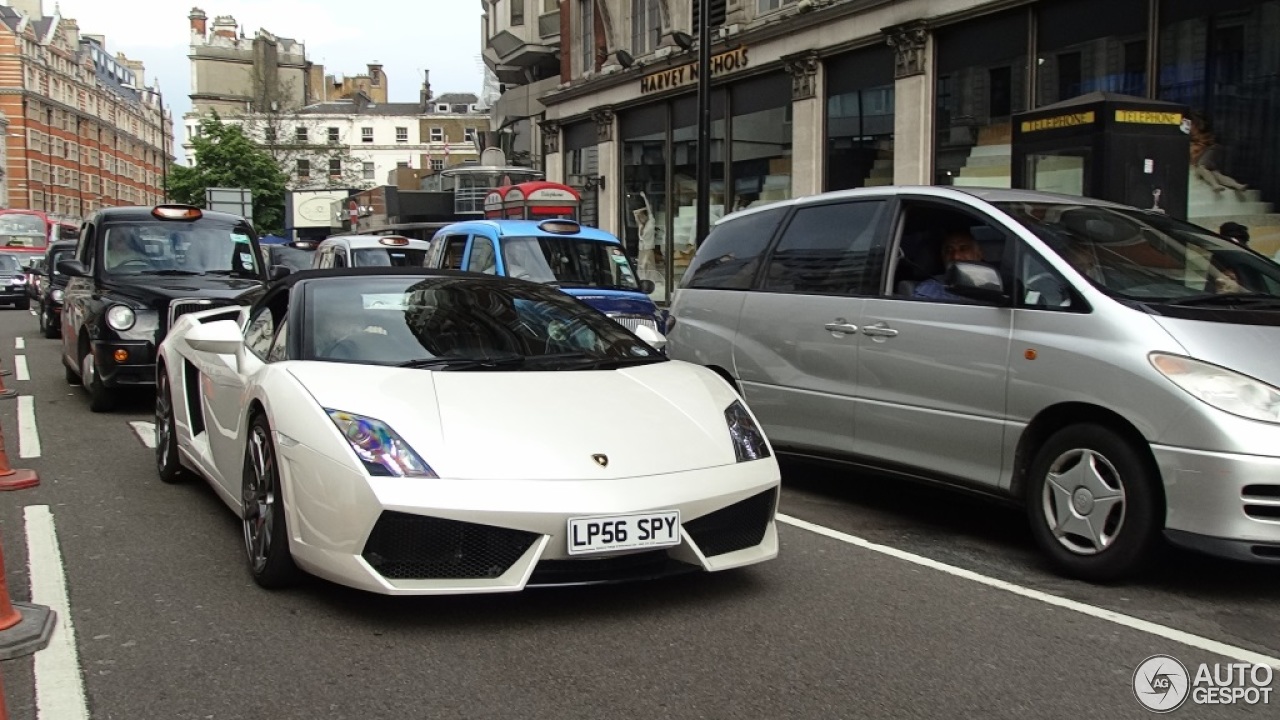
left=155, top=268, right=780, bottom=594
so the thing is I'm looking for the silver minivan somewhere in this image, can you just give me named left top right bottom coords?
left=668, top=186, right=1280, bottom=581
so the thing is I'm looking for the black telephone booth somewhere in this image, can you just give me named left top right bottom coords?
left=1011, top=92, right=1191, bottom=220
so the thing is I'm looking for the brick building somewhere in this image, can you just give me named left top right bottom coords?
left=0, top=0, right=172, bottom=218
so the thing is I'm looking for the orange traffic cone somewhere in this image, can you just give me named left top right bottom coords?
left=0, top=533, right=55, bottom=661
left=0, top=417, right=36, bottom=491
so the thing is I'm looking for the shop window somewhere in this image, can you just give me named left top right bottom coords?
left=729, top=74, right=791, bottom=211
left=1036, top=0, right=1148, bottom=106
left=621, top=105, right=669, bottom=301
left=826, top=45, right=895, bottom=192
left=933, top=8, right=1030, bottom=188
left=1160, top=0, right=1280, bottom=238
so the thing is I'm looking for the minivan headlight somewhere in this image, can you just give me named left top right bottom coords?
left=326, top=409, right=438, bottom=477
left=106, top=304, right=136, bottom=331
left=725, top=400, right=771, bottom=462
left=1150, top=353, right=1280, bottom=424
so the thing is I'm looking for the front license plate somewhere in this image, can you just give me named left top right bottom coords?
left=566, top=510, right=681, bottom=556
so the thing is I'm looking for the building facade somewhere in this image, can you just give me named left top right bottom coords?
left=0, top=0, right=172, bottom=217
left=511, top=0, right=1280, bottom=304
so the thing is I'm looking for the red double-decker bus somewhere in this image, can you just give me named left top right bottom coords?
left=0, top=209, right=73, bottom=255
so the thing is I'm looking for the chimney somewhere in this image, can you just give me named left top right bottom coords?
left=211, top=15, right=237, bottom=40
left=420, top=69, right=432, bottom=110
left=9, top=1, right=44, bottom=19
left=189, top=7, right=207, bottom=36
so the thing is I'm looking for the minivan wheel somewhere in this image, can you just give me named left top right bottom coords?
left=1025, top=424, right=1161, bottom=583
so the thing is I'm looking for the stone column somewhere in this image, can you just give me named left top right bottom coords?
left=885, top=21, right=934, bottom=186
left=539, top=119, right=563, bottom=182
left=593, top=106, right=618, bottom=234
left=783, top=50, right=823, bottom=197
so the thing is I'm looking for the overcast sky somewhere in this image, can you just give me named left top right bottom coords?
left=50, top=0, right=487, bottom=146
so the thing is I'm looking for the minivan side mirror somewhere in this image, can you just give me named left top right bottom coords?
left=57, top=259, right=88, bottom=277
left=945, top=262, right=1007, bottom=304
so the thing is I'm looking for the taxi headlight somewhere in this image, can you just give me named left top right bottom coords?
left=1150, top=353, right=1280, bottom=424
left=326, top=409, right=437, bottom=477
left=725, top=400, right=771, bottom=462
left=50, top=288, right=63, bottom=302
left=106, top=305, right=136, bottom=331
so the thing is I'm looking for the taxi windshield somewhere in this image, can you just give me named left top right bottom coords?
left=102, top=220, right=261, bottom=279
left=353, top=247, right=429, bottom=267
left=501, top=235, right=640, bottom=290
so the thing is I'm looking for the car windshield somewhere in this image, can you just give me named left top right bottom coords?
left=353, top=247, right=429, bottom=267
left=267, top=246, right=314, bottom=271
left=0, top=254, right=21, bottom=273
left=501, top=235, right=641, bottom=290
left=996, top=202, right=1280, bottom=304
left=49, top=249, right=73, bottom=274
left=303, top=275, right=664, bottom=369
left=102, top=220, right=260, bottom=279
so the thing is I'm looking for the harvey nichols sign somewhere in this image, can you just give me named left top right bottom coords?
left=640, top=46, right=750, bottom=95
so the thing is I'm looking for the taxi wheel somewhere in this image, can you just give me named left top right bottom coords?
left=39, top=307, right=58, bottom=339
left=1025, top=423, right=1162, bottom=583
left=155, top=370, right=185, bottom=484
left=242, top=413, right=300, bottom=589
left=81, top=350, right=117, bottom=413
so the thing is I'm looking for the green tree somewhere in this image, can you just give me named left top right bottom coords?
left=167, top=112, right=289, bottom=235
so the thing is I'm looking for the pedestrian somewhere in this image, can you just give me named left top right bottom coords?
left=1219, top=221, right=1250, bottom=247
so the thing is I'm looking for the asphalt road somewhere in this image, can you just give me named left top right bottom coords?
left=0, top=308, right=1277, bottom=719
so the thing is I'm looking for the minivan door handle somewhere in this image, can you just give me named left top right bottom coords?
left=823, top=320, right=859, bottom=334
left=861, top=322, right=899, bottom=338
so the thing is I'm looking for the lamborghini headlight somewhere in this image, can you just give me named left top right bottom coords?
left=725, top=400, right=771, bottom=462
left=326, top=409, right=438, bottom=477
left=1150, top=353, right=1280, bottom=424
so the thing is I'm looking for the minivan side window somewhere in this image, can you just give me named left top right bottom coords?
left=892, top=203, right=1009, bottom=304
left=761, top=200, right=890, bottom=296
left=682, top=207, right=788, bottom=290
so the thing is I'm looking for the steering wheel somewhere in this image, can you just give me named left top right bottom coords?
left=1024, top=272, right=1058, bottom=289
left=113, top=259, right=151, bottom=271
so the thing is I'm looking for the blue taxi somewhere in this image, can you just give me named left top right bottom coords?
left=425, top=219, right=666, bottom=337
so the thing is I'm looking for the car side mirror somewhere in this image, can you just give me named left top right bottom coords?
left=56, top=259, right=87, bottom=277
left=945, top=262, right=1007, bottom=304
left=186, top=319, right=244, bottom=355
left=638, top=279, right=656, bottom=295
left=634, top=323, right=668, bottom=352
left=269, top=264, right=292, bottom=281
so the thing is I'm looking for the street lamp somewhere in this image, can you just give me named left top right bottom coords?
left=695, top=0, right=712, bottom=247
left=122, top=83, right=169, bottom=203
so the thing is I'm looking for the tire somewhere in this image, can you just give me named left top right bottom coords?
left=155, top=369, right=185, bottom=484
left=64, top=359, right=78, bottom=385
left=17, top=299, right=29, bottom=311
left=242, top=414, right=301, bottom=589
left=39, top=306, right=58, bottom=339
left=1025, top=423, right=1162, bottom=583
left=81, top=349, right=117, bottom=413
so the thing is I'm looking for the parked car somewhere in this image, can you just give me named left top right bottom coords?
left=59, top=204, right=267, bottom=411
left=311, top=234, right=431, bottom=269
left=425, top=219, right=665, bottom=337
left=0, top=252, right=29, bottom=309
left=24, top=256, right=45, bottom=302
left=31, top=240, right=77, bottom=337
left=155, top=268, right=779, bottom=593
left=668, top=185, right=1280, bottom=582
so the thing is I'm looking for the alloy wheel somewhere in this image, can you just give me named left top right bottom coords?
left=243, top=426, right=276, bottom=573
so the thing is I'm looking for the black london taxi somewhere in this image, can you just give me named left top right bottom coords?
left=31, top=239, right=77, bottom=338
left=58, top=205, right=268, bottom=411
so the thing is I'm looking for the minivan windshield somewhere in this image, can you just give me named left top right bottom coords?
left=353, top=248, right=429, bottom=267
left=102, top=220, right=261, bottom=280
left=501, top=236, right=641, bottom=291
left=997, top=202, right=1280, bottom=304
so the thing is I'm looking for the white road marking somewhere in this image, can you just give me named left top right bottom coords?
left=25, top=505, right=91, bottom=720
left=15, top=354, right=29, bottom=381
left=776, top=513, right=1280, bottom=669
left=18, top=394, right=40, bottom=458
left=129, top=420, right=157, bottom=449
left=15, top=337, right=24, bottom=350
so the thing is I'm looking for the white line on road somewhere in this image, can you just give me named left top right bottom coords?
left=129, top=420, right=157, bottom=449
left=25, top=505, right=91, bottom=720
left=776, top=513, right=1280, bottom=669
left=15, top=354, right=29, bottom=381
left=18, top=394, right=40, bottom=458
left=15, top=337, right=24, bottom=350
